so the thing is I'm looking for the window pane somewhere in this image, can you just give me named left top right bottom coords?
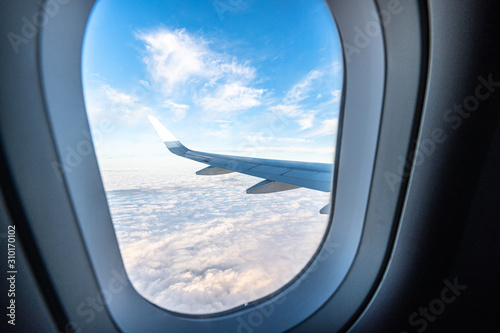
left=82, top=0, right=342, bottom=315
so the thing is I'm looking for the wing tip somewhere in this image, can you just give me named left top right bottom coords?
left=147, top=116, right=178, bottom=142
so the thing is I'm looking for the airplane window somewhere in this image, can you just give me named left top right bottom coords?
left=82, top=0, right=342, bottom=315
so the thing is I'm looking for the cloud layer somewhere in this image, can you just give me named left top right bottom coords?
left=103, top=168, right=330, bottom=314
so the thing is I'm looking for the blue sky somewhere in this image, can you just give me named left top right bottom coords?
left=82, top=0, right=342, bottom=170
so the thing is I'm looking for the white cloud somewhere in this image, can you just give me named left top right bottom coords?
left=163, top=100, right=189, bottom=121
left=331, top=89, right=341, bottom=103
left=284, top=70, right=323, bottom=104
left=203, top=123, right=232, bottom=139
left=119, top=104, right=154, bottom=124
left=268, top=104, right=316, bottom=130
left=85, top=83, right=153, bottom=125
left=243, top=133, right=312, bottom=144
left=267, top=70, right=329, bottom=130
left=332, top=61, right=342, bottom=75
left=137, top=28, right=262, bottom=113
left=105, top=86, right=138, bottom=106
left=268, top=104, right=301, bottom=117
left=297, top=113, right=315, bottom=130
left=138, top=29, right=208, bottom=94
left=306, top=118, right=339, bottom=137
left=197, top=83, right=265, bottom=112
left=102, top=169, right=330, bottom=314
left=218, top=61, right=256, bottom=81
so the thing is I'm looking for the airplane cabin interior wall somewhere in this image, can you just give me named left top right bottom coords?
left=0, top=0, right=499, bottom=332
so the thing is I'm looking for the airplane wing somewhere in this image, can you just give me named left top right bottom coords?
left=148, top=116, right=333, bottom=213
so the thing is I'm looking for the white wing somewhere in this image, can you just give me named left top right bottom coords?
left=148, top=116, right=333, bottom=213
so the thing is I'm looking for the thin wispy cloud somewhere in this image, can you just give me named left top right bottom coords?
left=203, top=123, right=232, bottom=139
left=163, top=99, right=189, bottom=121
left=139, top=80, right=150, bottom=87
left=269, top=65, right=341, bottom=132
left=105, top=86, right=138, bottom=106
left=84, top=83, right=154, bottom=125
left=284, top=70, right=323, bottom=104
left=197, top=83, right=265, bottom=112
left=267, top=104, right=315, bottom=130
left=243, top=133, right=313, bottom=144
left=306, top=118, right=339, bottom=137
left=331, top=89, right=342, bottom=103
left=297, top=112, right=316, bottom=130
left=268, top=70, right=325, bottom=130
left=332, top=60, right=342, bottom=75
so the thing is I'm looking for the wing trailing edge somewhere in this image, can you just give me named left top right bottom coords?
left=148, top=116, right=333, bottom=214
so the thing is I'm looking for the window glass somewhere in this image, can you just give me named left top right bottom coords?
left=82, top=0, right=342, bottom=314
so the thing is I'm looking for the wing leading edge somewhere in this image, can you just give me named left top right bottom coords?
left=148, top=116, right=333, bottom=213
